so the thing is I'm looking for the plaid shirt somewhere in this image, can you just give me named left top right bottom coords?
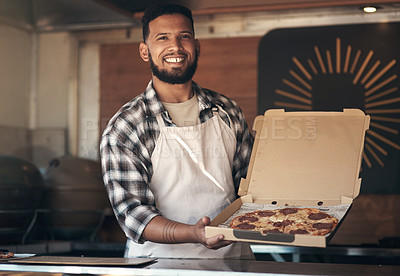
left=100, top=81, right=254, bottom=243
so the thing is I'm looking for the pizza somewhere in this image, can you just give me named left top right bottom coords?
left=230, top=207, right=338, bottom=236
left=0, top=250, right=14, bottom=259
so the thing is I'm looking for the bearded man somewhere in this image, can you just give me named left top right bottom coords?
left=100, top=3, right=254, bottom=259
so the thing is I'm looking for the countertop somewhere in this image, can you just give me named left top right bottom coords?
left=1, top=257, right=400, bottom=276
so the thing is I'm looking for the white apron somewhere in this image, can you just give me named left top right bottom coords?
left=125, top=107, right=253, bottom=259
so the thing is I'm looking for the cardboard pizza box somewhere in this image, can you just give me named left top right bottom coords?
left=205, top=109, right=370, bottom=247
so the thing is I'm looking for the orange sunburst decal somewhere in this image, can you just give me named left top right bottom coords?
left=274, top=37, right=400, bottom=169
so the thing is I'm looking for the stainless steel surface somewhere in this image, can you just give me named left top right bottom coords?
left=5, top=241, right=400, bottom=259
left=2, top=242, right=400, bottom=275
left=1, top=258, right=400, bottom=276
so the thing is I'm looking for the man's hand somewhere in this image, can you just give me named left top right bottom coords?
left=193, top=216, right=233, bottom=250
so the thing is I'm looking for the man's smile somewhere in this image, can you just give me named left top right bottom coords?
left=164, top=57, right=185, bottom=63
left=163, top=53, right=187, bottom=65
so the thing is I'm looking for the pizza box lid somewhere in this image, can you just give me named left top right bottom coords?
left=238, top=109, right=370, bottom=205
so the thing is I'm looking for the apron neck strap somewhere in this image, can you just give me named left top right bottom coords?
left=213, top=105, right=233, bottom=129
left=155, top=113, right=166, bottom=127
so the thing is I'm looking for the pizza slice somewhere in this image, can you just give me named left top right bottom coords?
left=0, top=250, right=14, bottom=259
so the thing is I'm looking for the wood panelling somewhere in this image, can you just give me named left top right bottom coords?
left=195, top=37, right=260, bottom=130
left=100, top=43, right=151, bottom=128
left=99, top=36, right=260, bottom=134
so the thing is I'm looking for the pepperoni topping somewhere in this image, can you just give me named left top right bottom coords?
left=289, top=229, right=309, bottom=235
left=257, top=211, right=275, bottom=217
left=239, top=216, right=259, bottom=222
left=313, top=223, right=333, bottom=229
left=279, top=208, right=298, bottom=215
left=262, top=229, right=282, bottom=234
left=308, top=212, right=329, bottom=220
left=236, top=223, right=256, bottom=230
left=273, top=222, right=281, bottom=227
left=282, top=219, right=294, bottom=226
left=273, top=219, right=294, bottom=227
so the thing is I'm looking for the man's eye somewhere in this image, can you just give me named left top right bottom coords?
left=181, top=35, right=190, bottom=39
left=158, top=36, right=167, bottom=40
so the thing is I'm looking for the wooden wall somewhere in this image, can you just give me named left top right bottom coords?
left=100, top=36, right=260, bottom=133
left=100, top=43, right=151, bottom=131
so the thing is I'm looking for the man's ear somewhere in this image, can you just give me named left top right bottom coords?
left=139, top=42, right=149, bottom=62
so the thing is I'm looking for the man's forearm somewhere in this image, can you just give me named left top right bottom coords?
left=141, top=215, right=232, bottom=250
left=142, top=215, right=197, bottom=243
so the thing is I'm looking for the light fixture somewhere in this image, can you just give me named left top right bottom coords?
left=362, top=6, right=379, bottom=13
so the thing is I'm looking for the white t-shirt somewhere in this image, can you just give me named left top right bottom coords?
left=162, top=94, right=200, bottom=127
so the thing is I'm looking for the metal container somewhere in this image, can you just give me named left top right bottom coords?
left=0, top=155, right=45, bottom=243
left=44, top=156, right=110, bottom=240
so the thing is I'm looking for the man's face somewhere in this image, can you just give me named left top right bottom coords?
left=140, top=14, right=200, bottom=84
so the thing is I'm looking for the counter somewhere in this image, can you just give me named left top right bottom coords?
left=1, top=257, right=400, bottom=276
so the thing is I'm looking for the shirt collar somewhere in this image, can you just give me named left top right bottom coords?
left=192, top=81, right=214, bottom=111
left=143, top=80, right=216, bottom=118
left=142, top=80, right=166, bottom=118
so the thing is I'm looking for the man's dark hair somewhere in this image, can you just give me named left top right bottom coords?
left=141, top=4, right=194, bottom=42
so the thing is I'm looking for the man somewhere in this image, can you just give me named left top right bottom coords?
left=100, top=4, right=254, bottom=259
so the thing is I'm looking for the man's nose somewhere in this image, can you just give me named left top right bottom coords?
left=169, top=37, right=183, bottom=51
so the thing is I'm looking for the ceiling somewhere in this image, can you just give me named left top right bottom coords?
left=99, top=0, right=400, bottom=14
left=1, top=0, right=400, bottom=32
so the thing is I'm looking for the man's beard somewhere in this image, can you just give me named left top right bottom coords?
left=149, top=50, right=199, bottom=85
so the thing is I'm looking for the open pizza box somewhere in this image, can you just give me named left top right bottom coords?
left=205, top=109, right=370, bottom=247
